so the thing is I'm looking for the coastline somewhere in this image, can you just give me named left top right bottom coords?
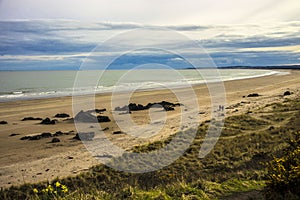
left=0, top=68, right=283, bottom=103
left=0, top=69, right=299, bottom=188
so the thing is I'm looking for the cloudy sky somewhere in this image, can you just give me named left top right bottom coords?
left=0, top=0, right=299, bottom=70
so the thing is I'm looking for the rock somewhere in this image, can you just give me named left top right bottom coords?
left=73, top=132, right=95, bottom=141
left=102, top=127, right=109, bottom=131
left=40, top=118, right=56, bottom=125
left=87, top=108, right=107, bottom=113
left=115, top=101, right=181, bottom=112
left=41, top=132, right=52, bottom=138
left=97, top=115, right=111, bottom=122
left=21, top=117, right=43, bottom=121
left=75, top=110, right=111, bottom=123
left=29, top=135, right=42, bottom=140
left=9, top=133, right=20, bottom=137
left=73, top=134, right=80, bottom=140
left=95, top=108, right=107, bottom=113
left=20, top=136, right=31, bottom=140
left=0, top=121, right=8, bottom=124
left=114, top=105, right=129, bottom=111
left=128, top=103, right=142, bottom=111
left=247, top=93, right=259, bottom=97
left=53, top=131, right=63, bottom=137
left=54, top=113, right=70, bottom=118
left=74, top=110, right=97, bottom=123
left=20, top=132, right=52, bottom=140
left=163, top=105, right=175, bottom=111
left=283, top=91, right=291, bottom=96
left=51, top=138, right=60, bottom=143
left=113, top=131, right=123, bottom=134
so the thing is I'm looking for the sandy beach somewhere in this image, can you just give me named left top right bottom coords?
left=0, top=69, right=299, bottom=188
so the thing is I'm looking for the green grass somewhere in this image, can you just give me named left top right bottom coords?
left=1, top=97, right=299, bottom=200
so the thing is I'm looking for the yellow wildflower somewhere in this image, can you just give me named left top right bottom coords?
left=55, top=181, right=61, bottom=188
left=61, top=185, right=68, bottom=193
left=47, top=185, right=54, bottom=192
left=33, top=188, right=38, bottom=194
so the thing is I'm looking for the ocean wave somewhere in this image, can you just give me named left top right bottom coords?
left=0, top=69, right=282, bottom=102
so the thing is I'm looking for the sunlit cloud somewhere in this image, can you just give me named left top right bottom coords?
left=1, top=0, right=299, bottom=24
left=0, top=20, right=299, bottom=70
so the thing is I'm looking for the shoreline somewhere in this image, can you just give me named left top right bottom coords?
left=0, top=68, right=284, bottom=103
left=0, top=69, right=299, bottom=188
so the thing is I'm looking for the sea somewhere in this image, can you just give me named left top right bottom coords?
left=0, top=69, right=283, bottom=102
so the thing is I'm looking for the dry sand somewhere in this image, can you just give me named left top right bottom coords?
left=0, top=69, right=299, bottom=188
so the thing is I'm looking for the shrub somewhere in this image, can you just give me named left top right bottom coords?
left=264, top=131, right=300, bottom=199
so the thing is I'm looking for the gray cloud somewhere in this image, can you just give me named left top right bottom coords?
left=0, top=20, right=299, bottom=70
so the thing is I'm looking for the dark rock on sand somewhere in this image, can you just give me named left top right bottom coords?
left=162, top=104, right=175, bottom=111
left=75, top=110, right=111, bottom=123
left=115, top=101, right=181, bottom=112
left=54, top=130, right=74, bottom=136
left=73, top=134, right=80, bottom=140
left=74, top=111, right=97, bottom=123
left=159, top=101, right=182, bottom=107
left=95, top=108, right=107, bottom=113
left=283, top=91, right=291, bottom=96
left=0, top=121, right=8, bottom=124
left=114, top=105, right=129, bottom=112
left=9, top=133, right=20, bottom=137
left=51, top=138, right=60, bottom=143
left=20, top=136, right=31, bottom=140
left=22, top=117, right=43, bottom=121
left=28, top=135, right=42, bottom=140
left=87, top=108, right=107, bottom=114
left=41, top=132, right=52, bottom=138
left=102, top=127, right=109, bottom=131
left=97, top=115, right=111, bottom=122
left=247, top=93, right=259, bottom=97
left=20, top=132, right=51, bottom=140
left=40, top=118, right=56, bottom=125
left=113, top=131, right=123, bottom=134
left=129, top=103, right=145, bottom=111
left=20, top=131, right=74, bottom=141
left=54, top=113, right=70, bottom=118
left=73, top=132, right=95, bottom=141
left=53, top=131, right=63, bottom=137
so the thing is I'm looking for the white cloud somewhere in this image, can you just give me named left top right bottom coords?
left=0, top=53, right=90, bottom=61
left=0, top=0, right=299, bottom=25
left=0, top=20, right=299, bottom=69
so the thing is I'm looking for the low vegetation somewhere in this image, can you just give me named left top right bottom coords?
left=1, top=97, right=299, bottom=199
left=264, top=131, right=300, bottom=200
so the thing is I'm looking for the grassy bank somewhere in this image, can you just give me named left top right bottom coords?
left=1, top=96, right=299, bottom=199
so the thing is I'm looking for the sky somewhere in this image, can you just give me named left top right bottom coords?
left=0, top=0, right=299, bottom=70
